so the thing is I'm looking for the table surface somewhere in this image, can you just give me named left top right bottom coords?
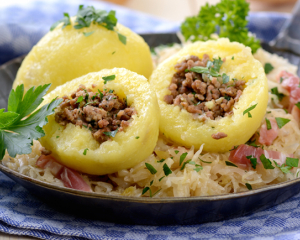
left=0, top=0, right=296, bottom=239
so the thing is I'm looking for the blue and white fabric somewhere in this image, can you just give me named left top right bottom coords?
left=0, top=0, right=297, bottom=239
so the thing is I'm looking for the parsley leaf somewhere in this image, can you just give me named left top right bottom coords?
left=83, top=148, right=89, bottom=155
left=273, top=161, right=292, bottom=174
left=245, top=183, right=252, bottom=190
left=180, top=159, right=191, bottom=170
left=264, top=63, right=274, bottom=74
left=50, top=12, right=71, bottom=31
left=296, top=102, right=300, bottom=110
left=271, top=87, right=285, bottom=101
left=180, top=0, right=260, bottom=53
left=145, top=163, right=157, bottom=174
left=102, top=75, right=116, bottom=84
left=243, top=103, right=257, bottom=118
left=179, top=152, right=188, bottom=165
left=222, top=73, right=230, bottom=84
left=163, top=163, right=172, bottom=176
left=174, top=150, right=179, bottom=154
left=260, top=154, right=275, bottom=169
left=265, top=118, right=272, bottom=130
left=246, top=155, right=257, bottom=169
left=76, top=96, right=84, bottom=103
left=51, top=6, right=126, bottom=44
left=275, top=117, right=290, bottom=129
left=83, top=31, right=95, bottom=37
left=103, top=129, right=118, bottom=137
left=225, top=161, right=238, bottom=167
left=286, top=157, right=299, bottom=167
left=157, top=159, right=165, bottom=163
left=0, top=84, right=62, bottom=160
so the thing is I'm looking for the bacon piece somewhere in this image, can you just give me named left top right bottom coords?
left=258, top=118, right=279, bottom=146
left=229, top=144, right=293, bottom=169
left=36, top=155, right=92, bottom=192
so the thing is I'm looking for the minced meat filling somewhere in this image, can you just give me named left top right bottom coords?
left=55, top=84, right=135, bottom=144
left=164, top=55, right=246, bottom=120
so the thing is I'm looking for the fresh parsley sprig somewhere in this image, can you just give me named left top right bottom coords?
left=0, top=84, right=62, bottom=160
left=50, top=5, right=127, bottom=45
left=180, top=0, right=260, bottom=53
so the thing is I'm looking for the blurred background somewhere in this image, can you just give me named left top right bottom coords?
left=101, top=0, right=297, bottom=22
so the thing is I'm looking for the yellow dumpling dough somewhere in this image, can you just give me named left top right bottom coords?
left=39, top=68, right=159, bottom=175
left=150, top=38, right=268, bottom=153
left=13, top=20, right=153, bottom=92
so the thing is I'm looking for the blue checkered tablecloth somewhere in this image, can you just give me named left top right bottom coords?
left=0, top=0, right=297, bottom=239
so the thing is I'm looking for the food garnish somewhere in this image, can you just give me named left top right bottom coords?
left=0, top=84, right=61, bottom=160
left=264, top=63, right=274, bottom=74
left=51, top=5, right=127, bottom=45
left=180, top=0, right=260, bottom=53
left=275, top=117, right=290, bottom=129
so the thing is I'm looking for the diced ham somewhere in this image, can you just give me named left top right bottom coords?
left=278, top=70, right=300, bottom=113
left=36, top=155, right=92, bottom=192
left=229, top=144, right=293, bottom=169
left=258, top=118, right=279, bottom=146
left=60, top=168, right=92, bottom=192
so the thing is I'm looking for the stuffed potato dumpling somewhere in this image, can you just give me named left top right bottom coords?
left=39, top=68, right=159, bottom=175
left=13, top=10, right=153, bottom=93
left=150, top=38, right=268, bottom=152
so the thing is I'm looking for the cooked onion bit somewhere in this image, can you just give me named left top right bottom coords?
left=150, top=38, right=268, bottom=152
left=39, top=68, right=159, bottom=175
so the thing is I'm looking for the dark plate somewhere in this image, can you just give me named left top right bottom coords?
left=1, top=34, right=300, bottom=225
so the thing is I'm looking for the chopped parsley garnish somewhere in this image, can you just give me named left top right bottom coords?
left=51, top=6, right=126, bottom=44
left=163, top=163, right=172, bottom=176
left=102, top=75, right=116, bottom=84
left=179, top=152, right=188, bottom=165
left=232, top=56, right=234, bottom=60
left=83, top=31, right=95, bottom=37
left=135, top=136, right=139, bottom=139
left=97, top=89, right=103, bottom=100
left=243, top=103, right=257, bottom=118
left=180, top=0, right=260, bottom=53
left=180, top=159, right=192, bottom=170
left=224, top=95, right=231, bottom=101
left=76, top=96, right=83, bottom=103
left=271, top=87, right=285, bottom=101
left=245, top=183, right=252, bottom=190
left=194, top=167, right=203, bottom=172
left=157, top=159, right=165, bottom=163
left=103, top=128, right=118, bottom=137
left=83, top=148, right=89, bottom=155
left=246, top=155, right=257, bottom=169
left=264, top=63, right=274, bottom=74
left=145, top=163, right=157, bottom=174
left=222, top=73, right=230, bottom=84
left=0, top=84, right=62, bottom=160
left=50, top=13, right=71, bottom=31
left=296, top=102, right=300, bottom=110
left=108, top=89, right=114, bottom=93
left=142, top=187, right=150, bottom=195
left=265, top=118, right=272, bottom=130
left=199, top=158, right=212, bottom=164
left=225, top=161, right=238, bottom=167
left=259, top=154, right=275, bottom=169
left=280, top=77, right=284, bottom=83
left=273, top=161, right=292, bottom=174
left=174, top=150, right=179, bottom=154
left=112, top=51, right=116, bottom=55
left=56, top=136, right=60, bottom=138
left=159, top=176, right=165, bottom=182
left=230, top=145, right=239, bottom=151
left=275, top=117, right=290, bottom=129
left=188, top=66, right=220, bottom=77
left=286, top=157, right=299, bottom=167
left=150, top=180, right=153, bottom=186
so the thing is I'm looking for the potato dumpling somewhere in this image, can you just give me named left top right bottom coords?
left=150, top=38, right=268, bottom=153
left=39, top=68, right=159, bottom=175
left=13, top=20, right=153, bottom=93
